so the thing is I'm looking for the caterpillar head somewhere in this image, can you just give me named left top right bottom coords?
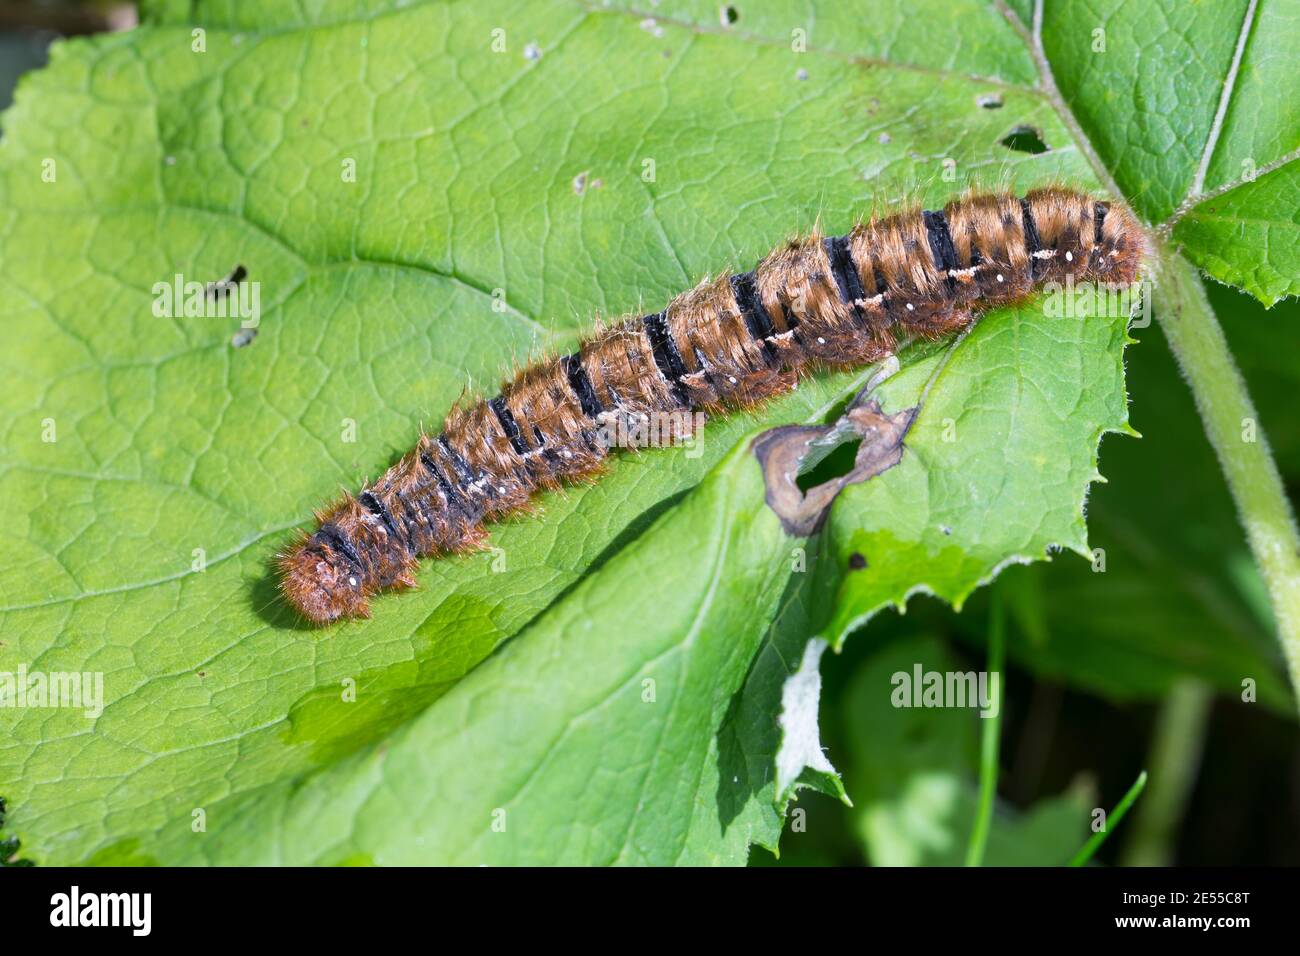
left=278, top=536, right=371, bottom=625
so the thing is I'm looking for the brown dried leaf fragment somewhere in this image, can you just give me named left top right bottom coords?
left=753, top=398, right=917, bottom=536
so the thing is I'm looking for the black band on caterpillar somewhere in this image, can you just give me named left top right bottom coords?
left=390, top=490, right=423, bottom=550
left=1020, top=197, right=1043, bottom=277
left=643, top=311, right=692, bottom=408
left=358, top=489, right=407, bottom=551
left=869, top=250, right=891, bottom=319
left=823, top=236, right=870, bottom=325
left=730, top=270, right=778, bottom=365
left=563, top=353, right=604, bottom=419
left=438, top=435, right=475, bottom=484
left=731, top=271, right=774, bottom=339
left=278, top=187, right=1144, bottom=624
left=488, top=396, right=529, bottom=457
left=418, top=449, right=462, bottom=506
left=314, top=524, right=363, bottom=572
left=923, top=210, right=959, bottom=274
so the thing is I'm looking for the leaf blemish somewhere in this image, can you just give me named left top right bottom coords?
left=572, top=171, right=602, bottom=196
left=753, top=397, right=917, bottom=536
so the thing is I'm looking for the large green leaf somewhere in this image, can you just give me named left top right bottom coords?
left=0, top=0, right=1097, bottom=866
left=2, top=0, right=1294, bottom=866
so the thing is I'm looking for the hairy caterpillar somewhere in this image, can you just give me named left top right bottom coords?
left=279, top=187, right=1144, bottom=624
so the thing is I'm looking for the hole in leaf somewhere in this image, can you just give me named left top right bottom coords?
left=205, top=263, right=247, bottom=300
left=797, top=437, right=862, bottom=492
left=721, top=5, right=739, bottom=25
left=977, top=93, right=1004, bottom=109
left=1001, top=125, right=1049, bottom=154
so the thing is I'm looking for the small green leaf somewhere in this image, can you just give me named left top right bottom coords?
left=1175, top=163, right=1300, bottom=306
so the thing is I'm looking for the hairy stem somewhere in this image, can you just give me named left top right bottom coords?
left=1158, top=250, right=1300, bottom=705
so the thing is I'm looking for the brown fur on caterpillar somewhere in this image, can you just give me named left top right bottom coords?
left=279, top=186, right=1144, bottom=624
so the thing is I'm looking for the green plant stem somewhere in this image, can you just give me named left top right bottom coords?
left=1119, top=679, right=1213, bottom=867
left=965, top=595, right=1005, bottom=867
left=1158, top=250, right=1300, bottom=707
left=1069, top=771, right=1147, bottom=867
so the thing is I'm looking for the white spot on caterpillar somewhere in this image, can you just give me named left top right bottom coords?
left=728, top=375, right=738, bottom=384
left=996, top=273, right=1005, bottom=282
left=905, top=303, right=915, bottom=311
left=1065, top=250, right=1074, bottom=261
left=816, top=336, right=826, bottom=344
left=348, top=576, right=358, bottom=587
